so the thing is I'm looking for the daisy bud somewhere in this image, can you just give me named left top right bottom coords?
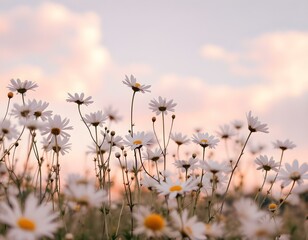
left=152, top=117, right=156, bottom=122
left=7, top=92, right=14, bottom=98
left=65, top=233, right=74, bottom=240
left=115, top=152, right=121, bottom=158
left=172, top=114, right=175, bottom=119
left=111, top=131, right=115, bottom=136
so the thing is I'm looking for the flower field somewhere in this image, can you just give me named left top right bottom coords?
left=0, top=77, right=307, bottom=239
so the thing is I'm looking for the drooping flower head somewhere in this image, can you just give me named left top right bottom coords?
left=84, top=110, right=107, bottom=127
left=246, top=111, right=269, bottom=133
left=149, top=96, right=177, bottom=115
left=273, top=139, right=296, bottom=151
left=7, top=78, right=38, bottom=95
left=123, top=74, right=151, bottom=93
left=254, top=155, right=280, bottom=172
left=66, top=93, right=93, bottom=106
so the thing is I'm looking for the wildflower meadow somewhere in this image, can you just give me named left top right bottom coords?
left=0, top=77, right=307, bottom=240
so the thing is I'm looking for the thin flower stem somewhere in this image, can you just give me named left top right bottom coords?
left=1, top=98, right=11, bottom=122
left=130, top=91, right=136, bottom=136
left=260, top=149, right=285, bottom=207
left=254, top=170, right=268, bottom=203
left=161, top=113, right=167, bottom=176
left=220, top=131, right=252, bottom=214
left=277, top=180, right=296, bottom=210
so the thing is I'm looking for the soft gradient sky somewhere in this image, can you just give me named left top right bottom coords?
left=0, top=1, right=307, bottom=185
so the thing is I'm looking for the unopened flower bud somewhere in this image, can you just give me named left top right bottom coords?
left=7, top=92, right=14, bottom=99
left=152, top=117, right=156, bottom=122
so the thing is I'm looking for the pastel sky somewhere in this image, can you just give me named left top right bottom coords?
left=0, top=1, right=307, bottom=186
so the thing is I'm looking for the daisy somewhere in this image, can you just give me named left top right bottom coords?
left=142, top=148, right=163, bottom=163
left=0, top=119, right=19, bottom=140
left=64, top=180, right=108, bottom=210
left=255, top=155, right=280, bottom=172
left=241, top=215, right=282, bottom=240
left=66, top=92, right=93, bottom=106
left=149, top=96, right=177, bottom=115
left=141, top=173, right=159, bottom=190
left=155, top=177, right=198, bottom=199
left=205, top=222, right=225, bottom=238
left=47, top=137, right=71, bottom=155
left=28, top=99, right=53, bottom=121
left=278, top=159, right=308, bottom=186
left=104, top=105, right=122, bottom=123
left=0, top=194, right=60, bottom=239
left=11, top=103, right=35, bottom=119
left=104, top=133, right=123, bottom=148
left=233, top=198, right=265, bottom=223
left=124, top=131, right=154, bottom=150
left=192, top=132, right=220, bottom=149
left=170, top=209, right=206, bottom=239
left=246, top=111, right=269, bottom=133
left=202, top=172, right=228, bottom=195
left=84, top=110, right=107, bottom=127
left=133, top=206, right=173, bottom=238
left=20, top=117, right=44, bottom=132
left=199, top=159, right=231, bottom=174
left=123, top=74, right=151, bottom=93
left=273, top=139, right=296, bottom=151
left=173, top=157, right=199, bottom=172
left=41, top=115, right=73, bottom=141
left=216, top=124, right=236, bottom=139
left=170, top=132, right=190, bottom=146
left=7, top=78, right=38, bottom=95
left=231, top=119, right=244, bottom=130
left=87, top=141, right=111, bottom=155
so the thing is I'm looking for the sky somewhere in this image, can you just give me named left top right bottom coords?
left=0, top=1, right=307, bottom=187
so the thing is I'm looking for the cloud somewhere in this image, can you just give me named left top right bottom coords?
left=200, top=32, right=308, bottom=110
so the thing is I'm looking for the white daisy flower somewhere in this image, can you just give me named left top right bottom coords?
left=199, top=159, right=231, bottom=174
left=133, top=206, right=173, bottom=238
left=66, top=92, right=93, bottom=106
left=231, top=119, right=244, bottom=130
left=142, top=148, right=163, bottom=163
left=64, top=181, right=108, bottom=210
left=140, top=173, right=159, bottom=190
left=41, top=115, right=73, bottom=141
left=170, top=132, right=190, bottom=146
left=173, top=157, right=199, bottom=173
left=216, top=124, right=236, bottom=139
left=104, top=105, right=122, bottom=123
left=27, top=99, right=53, bottom=121
left=105, top=133, right=123, bottom=148
left=84, top=110, right=107, bottom=127
left=87, top=141, right=111, bottom=155
left=233, top=198, right=265, bottom=223
left=7, top=78, right=38, bottom=95
left=192, top=132, right=220, bottom=149
left=278, top=159, right=308, bottom=186
left=20, top=117, right=44, bottom=132
left=255, top=155, right=280, bottom=172
left=0, top=119, right=19, bottom=140
left=155, top=177, right=198, bottom=199
left=0, top=194, right=60, bottom=239
left=124, top=131, right=154, bottom=150
left=47, top=137, right=71, bottom=155
left=170, top=209, right=206, bottom=239
left=11, top=103, right=35, bottom=119
left=201, top=172, right=228, bottom=195
left=246, top=111, right=269, bottom=133
left=273, top=139, right=296, bottom=151
left=205, top=222, right=225, bottom=238
left=149, top=96, right=177, bottom=115
left=241, top=215, right=282, bottom=240
left=123, top=74, right=151, bottom=93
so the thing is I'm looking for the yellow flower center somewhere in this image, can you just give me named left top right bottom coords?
left=169, top=185, right=182, bottom=192
left=201, top=139, right=208, bottom=144
left=144, top=214, right=165, bottom=231
left=134, top=83, right=141, bottom=88
left=133, top=140, right=142, bottom=145
left=17, top=217, right=36, bottom=231
left=268, top=203, right=277, bottom=212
